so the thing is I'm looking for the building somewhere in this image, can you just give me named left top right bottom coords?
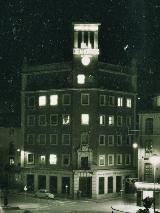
left=21, top=23, right=137, bottom=198
left=0, top=127, right=22, bottom=189
left=138, top=95, right=160, bottom=182
left=136, top=95, right=160, bottom=208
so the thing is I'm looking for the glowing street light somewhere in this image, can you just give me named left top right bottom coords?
left=150, top=154, right=160, bottom=213
left=132, top=143, right=138, bottom=149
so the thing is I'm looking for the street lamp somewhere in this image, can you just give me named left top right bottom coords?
left=150, top=154, right=160, bottom=213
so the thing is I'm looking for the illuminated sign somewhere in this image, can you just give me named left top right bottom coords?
left=73, top=48, right=99, bottom=55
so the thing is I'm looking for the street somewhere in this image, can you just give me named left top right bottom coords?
left=0, top=193, right=138, bottom=213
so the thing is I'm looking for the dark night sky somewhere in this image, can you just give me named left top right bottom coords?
left=0, top=0, right=160, bottom=125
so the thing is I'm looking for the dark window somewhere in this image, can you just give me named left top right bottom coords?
left=145, top=118, right=153, bottom=135
left=81, top=157, right=89, bottom=169
left=108, top=176, right=113, bottom=193
left=99, top=177, right=104, bottom=194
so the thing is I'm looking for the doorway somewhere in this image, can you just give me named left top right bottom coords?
left=79, top=177, right=92, bottom=197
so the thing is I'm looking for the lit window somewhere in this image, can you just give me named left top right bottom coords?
left=109, top=96, right=114, bottom=106
left=108, top=135, right=114, bottom=146
left=77, top=74, right=85, bottom=84
left=125, top=154, right=131, bottom=165
left=62, top=154, right=70, bottom=166
left=50, top=134, right=58, bottom=145
left=117, top=116, right=123, bottom=126
left=117, top=97, right=123, bottom=107
left=50, top=95, right=58, bottom=106
left=81, top=94, right=89, bottom=105
left=126, top=98, right=132, bottom=108
left=99, top=135, right=105, bottom=145
left=38, top=115, right=46, bottom=126
left=108, top=154, right=114, bottom=166
left=81, top=114, right=89, bottom=125
left=117, top=135, right=122, bottom=146
left=116, top=154, right=122, bottom=165
left=81, top=132, right=89, bottom=145
left=100, top=115, right=105, bottom=125
left=49, top=154, right=57, bottom=165
left=38, top=134, right=46, bottom=145
left=63, top=94, right=71, bottom=105
left=109, top=116, right=114, bottom=125
left=27, top=134, right=34, bottom=145
left=50, top=114, right=58, bottom=125
left=39, top=96, right=46, bottom=106
left=62, top=114, right=70, bottom=125
left=27, top=115, right=35, bottom=126
left=39, top=155, right=46, bottom=165
left=99, top=155, right=105, bottom=166
left=99, top=95, right=106, bottom=106
left=62, top=134, right=70, bottom=145
left=28, top=96, right=35, bottom=107
left=27, top=153, right=34, bottom=164
left=156, top=96, right=160, bottom=106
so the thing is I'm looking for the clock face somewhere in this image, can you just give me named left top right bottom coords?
left=81, top=56, right=90, bottom=66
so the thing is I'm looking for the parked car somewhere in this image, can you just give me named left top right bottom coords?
left=35, top=189, right=55, bottom=199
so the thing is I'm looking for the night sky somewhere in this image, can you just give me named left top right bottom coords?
left=0, top=0, right=160, bottom=125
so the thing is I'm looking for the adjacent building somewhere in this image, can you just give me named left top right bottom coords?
left=21, top=23, right=137, bottom=198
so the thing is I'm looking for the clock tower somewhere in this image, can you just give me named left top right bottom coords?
left=72, top=23, right=101, bottom=87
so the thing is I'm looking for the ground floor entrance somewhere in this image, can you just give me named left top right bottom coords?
left=79, top=177, right=92, bottom=197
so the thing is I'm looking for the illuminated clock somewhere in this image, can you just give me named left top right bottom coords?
left=81, top=56, right=90, bottom=66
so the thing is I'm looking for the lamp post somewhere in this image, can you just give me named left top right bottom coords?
left=150, top=154, right=160, bottom=213
left=132, top=142, right=138, bottom=168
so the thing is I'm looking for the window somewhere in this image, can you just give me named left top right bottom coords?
left=62, top=114, right=70, bottom=125
left=49, top=154, right=57, bottom=165
left=126, top=135, right=132, bottom=145
left=117, top=97, right=123, bottom=107
left=108, top=154, right=114, bottom=166
left=99, top=135, right=105, bottom=145
left=126, top=116, right=131, bottom=126
left=144, top=163, right=152, bottom=180
left=81, top=94, right=89, bottom=105
left=145, top=118, right=153, bottom=135
left=81, top=132, right=89, bottom=145
left=125, top=154, right=131, bottom=165
left=27, top=134, right=34, bottom=145
left=145, top=140, right=152, bottom=157
left=77, top=74, right=85, bottom=84
left=116, top=154, right=122, bottom=165
left=63, top=94, right=71, bottom=105
left=99, top=155, right=105, bottom=166
left=81, top=114, right=89, bottom=125
left=39, top=96, right=46, bottom=106
left=27, top=153, right=34, bottom=164
left=109, top=96, right=114, bottom=106
left=99, top=177, right=104, bottom=194
left=38, top=134, right=46, bottom=145
left=108, top=135, right=114, bottom=146
left=62, top=154, right=70, bottom=166
left=109, top=116, right=114, bottom=126
left=155, top=96, right=160, bottom=107
left=50, top=134, right=58, bottom=145
left=39, top=155, right=46, bottom=165
left=28, top=96, right=35, bottom=107
left=27, top=115, right=35, bottom=126
left=38, top=115, right=46, bottom=126
left=100, top=115, right=105, bottom=125
left=50, top=114, right=58, bottom=125
left=99, top=95, right=106, bottom=106
left=62, top=134, right=70, bottom=145
left=117, top=116, right=123, bottom=126
left=126, top=98, right=132, bottom=108
left=50, top=95, right=58, bottom=106
left=117, top=135, right=122, bottom=146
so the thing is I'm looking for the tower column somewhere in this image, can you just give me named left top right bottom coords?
left=74, top=32, right=78, bottom=48
left=94, top=31, right=98, bottom=48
